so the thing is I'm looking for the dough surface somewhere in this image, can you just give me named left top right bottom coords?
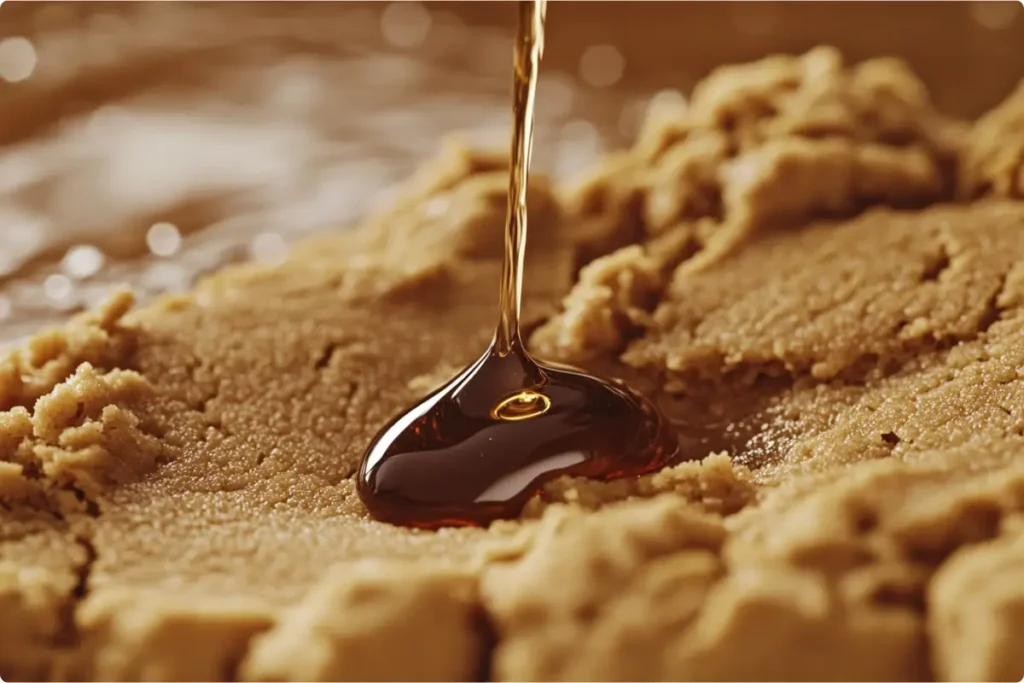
left=2, top=49, right=1024, bottom=682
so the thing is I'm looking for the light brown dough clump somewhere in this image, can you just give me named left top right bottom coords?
left=2, top=49, right=1024, bottom=682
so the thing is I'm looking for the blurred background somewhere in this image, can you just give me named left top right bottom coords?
left=0, top=1, right=1022, bottom=341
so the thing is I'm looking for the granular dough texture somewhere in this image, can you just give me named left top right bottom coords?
left=534, top=46, right=965, bottom=361
left=1, top=49, right=1024, bottom=682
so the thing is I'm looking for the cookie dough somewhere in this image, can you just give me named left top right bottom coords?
left=2, top=48, right=1024, bottom=682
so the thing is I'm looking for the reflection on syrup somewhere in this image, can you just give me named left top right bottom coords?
left=356, top=0, right=682, bottom=529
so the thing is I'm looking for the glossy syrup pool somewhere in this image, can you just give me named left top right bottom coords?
left=357, top=342, right=681, bottom=529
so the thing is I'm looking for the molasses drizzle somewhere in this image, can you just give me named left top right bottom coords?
left=357, top=0, right=682, bottom=529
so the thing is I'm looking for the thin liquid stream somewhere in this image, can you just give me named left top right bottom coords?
left=494, top=0, right=545, bottom=358
left=357, top=1, right=683, bottom=529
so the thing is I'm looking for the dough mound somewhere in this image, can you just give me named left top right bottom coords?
left=2, top=49, right=1024, bottom=682
left=960, top=81, right=1024, bottom=200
